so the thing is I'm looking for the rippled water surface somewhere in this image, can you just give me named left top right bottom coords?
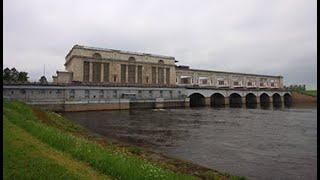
left=62, top=106, right=317, bottom=180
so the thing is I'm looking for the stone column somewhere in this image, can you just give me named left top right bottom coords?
left=100, top=63, right=104, bottom=82
left=205, top=97, right=211, bottom=106
left=256, top=96, right=261, bottom=108
left=241, top=97, right=246, bottom=108
left=224, top=97, right=230, bottom=108
left=89, top=62, right=93, bottom=82
left=281, top=96, right=285, bottom=108
left=185, top=98, right=190, bottom=108
left=269, top=96, right=273, bottom=104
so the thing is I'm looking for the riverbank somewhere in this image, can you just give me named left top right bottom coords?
left=291, top=91, right=317, bottom=105
left=3, top=100, right=245, bottom=180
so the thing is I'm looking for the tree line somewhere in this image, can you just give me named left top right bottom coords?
left=3, top=67, right=47, bottom=83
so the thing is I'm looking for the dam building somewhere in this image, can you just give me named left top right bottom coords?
left=4, top=45, right=291, bottom=111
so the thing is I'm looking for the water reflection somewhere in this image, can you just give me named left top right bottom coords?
left=62, top=105, right=317, bottom=180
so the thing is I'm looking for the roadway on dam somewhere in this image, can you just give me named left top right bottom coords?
left=61, top=105, right=317, bottom=180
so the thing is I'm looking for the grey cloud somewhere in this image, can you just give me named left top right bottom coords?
left=4, top=0, right=317, bottom=89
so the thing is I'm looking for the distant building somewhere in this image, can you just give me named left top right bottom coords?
left=53, top=45, right=283, bottom=89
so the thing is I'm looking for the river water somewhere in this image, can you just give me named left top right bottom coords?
left=61, top=106, right=317, bottom=180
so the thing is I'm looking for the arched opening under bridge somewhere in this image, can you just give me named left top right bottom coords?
left=229, top=93, right=242, bottom=108
left=284, top=93, right=292, bottom=107
left=260, top=93, right=270, bottom=109
left=246, top=93, right=257, bottom=109
left=189, top=93, right=205, bottom=107
left=211, top=93, right=225, bottom=108
left=272, top=93, right=282, bottom=108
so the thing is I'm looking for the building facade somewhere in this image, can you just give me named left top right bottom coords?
left=53, top=45, right=283, bottom=89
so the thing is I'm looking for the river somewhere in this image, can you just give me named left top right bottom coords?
left=61, top=105, right=317, bottom=180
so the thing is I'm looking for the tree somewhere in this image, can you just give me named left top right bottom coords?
left=17, top=72, right=29, bottom=82
left=3, top=67, right=29, bottom=83
left=39, top=76, right=48, bottom=84
left=11, top=68, right=19, bottom=82
left=3, top=68, right=11, bottom=82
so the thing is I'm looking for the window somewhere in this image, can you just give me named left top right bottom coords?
left=92, top=62, right=101, bottom=82
left=121, top=64, right=127, bottom=83
left=69, top=90, right=75, bottom=99
left=146, top=76, right=149, bottom=83
left=260, top=82, right=264, bottom=86
left=158, top=67, right=164, bottom=84
left=11, top=91, right=14, bottom=94
left=103, top=63, right=109, bottom=83
left=83, top=61, right=90, bottom=82
left=234, top=81, right=239, bottom=86
left=113, top=75, right=117, bottom=82
left=152, top=67, right=157, bottom=84
left=271, top=83, right=275, bottom=87
left=160, top=90, right=163, bottom=98
left=20, top=90, right=26, bottom=94
left=218, top=80, right=224, bottom=85
left=158, top=60, right=164, bottom=64
left=56, top=90, right=61, bottom=94
left=85, top=90, right=90, bottom=98
left=99, top=90, right=104, bottom=98
left=128, top=65, right=136, bottom=84
left=247, top=82, right=253, bottom=86
left=201, top=79, right=208, bottom=84
left=137, top=66, right=142, bottom=84
left=113, top=90, right=117, bottom=98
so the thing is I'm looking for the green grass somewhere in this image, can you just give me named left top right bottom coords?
left=295, top=90, right=317, bottom=97
left=3, top=117, right=110, bottom=180
left=3, top=101, right=197, bottom=180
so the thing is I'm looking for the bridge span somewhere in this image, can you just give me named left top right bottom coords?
left=185, top=88, right=292, bottom=108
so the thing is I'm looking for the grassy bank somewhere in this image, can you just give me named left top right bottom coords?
left=3, top=101, right=245, bottom=180
left=295, top=90, right=317, bottom=97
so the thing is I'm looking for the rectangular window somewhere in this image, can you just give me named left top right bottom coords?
left=70, top=90, right=75, bottom=99
left=234, top=81, right=239, bottom=86
left=260, top=82, right=264, bottom=86
left=201, top=79, right=208, bottom=84
left=166, top=68, right=170, bottom=84
left=83, top=62, right=90, bottom=82
left=85, top=90, right=89, bottom=98
left=247, top=82, right=253, bottom=86
left=92, top=62, right=101, bottom=82
left=158, top=67, right=164, bottom=84
left=103, top=63, right=109, bottom=83
left=121, top=64, right=127, bottom=83
left=152, top=67, right=157, bottom=84
left=271, top=82, right=275, bottom=87
left=137, top=66, right=142, bottom=84
left=128, top=65, right=136, bottom=84
left=99, top=90, right=104, bottom=98
left=218, top=80, right=224, bottom=85
left=113, top=90, right=117, bottom=98
left=181, top=78, right=190, bottom=84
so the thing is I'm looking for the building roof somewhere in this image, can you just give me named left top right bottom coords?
left=176, top=66, right=283, bottom=78
left=66, top=45, right=176, bottom=60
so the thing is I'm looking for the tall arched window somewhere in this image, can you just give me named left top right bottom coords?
left=93, top=53, right=102, bottom=59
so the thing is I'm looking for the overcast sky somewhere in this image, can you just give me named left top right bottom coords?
left=4, top=0, right=317, bottom=89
